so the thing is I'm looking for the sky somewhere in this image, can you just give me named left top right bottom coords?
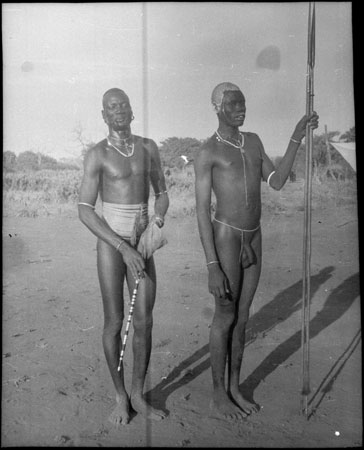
left=2, top=2, right=355, bottom=160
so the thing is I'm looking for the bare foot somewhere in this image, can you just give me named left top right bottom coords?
left=108, top=394, right=131, bottom=426
left=130, top=394, right=166, bottom=421
left=210, top=391, right=247, bottom=420
left=230, top=388, right=260, bottom=416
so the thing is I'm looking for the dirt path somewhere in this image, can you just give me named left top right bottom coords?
left=2, top=205, right=361, bottom=447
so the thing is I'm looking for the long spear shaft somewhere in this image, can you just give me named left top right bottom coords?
left=301, top=1, right=315, bottom=418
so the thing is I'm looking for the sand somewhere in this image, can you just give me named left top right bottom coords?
left=2, top=203, right=361, bottom=447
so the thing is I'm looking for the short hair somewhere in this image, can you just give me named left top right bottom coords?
left=102, top=88, right=129, bottom=107
left=211, top=82, right=242, bottom=113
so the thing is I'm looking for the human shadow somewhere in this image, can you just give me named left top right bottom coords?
left=146, top=266, right=336, bottom=414
left=245, top=266, right=334, bottom=347
left=240, top=272, right=360, bottom=406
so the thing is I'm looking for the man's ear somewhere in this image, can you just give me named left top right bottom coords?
left=212, top=103, right=220, bottom=114
left=101, top=109, right=107, bottom=123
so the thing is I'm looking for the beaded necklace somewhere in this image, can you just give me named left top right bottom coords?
left=107, top=135, right=134, bottom=158
left=215, top=130, right=245, bottom=152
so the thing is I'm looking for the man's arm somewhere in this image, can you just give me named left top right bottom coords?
left=149, top=140, right=169, bottom=227
left=78, top=146, right=145, bottom=279
left=194, top=147, right=228, bottom=299
left=262, top=112, right=319, bottom=190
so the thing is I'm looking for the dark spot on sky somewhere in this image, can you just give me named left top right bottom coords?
left=256, top=46, right=280, bottom=70
left=21, top=61, right=34, bottom=72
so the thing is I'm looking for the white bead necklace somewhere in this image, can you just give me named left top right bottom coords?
left=215, top=130, right=249, bottom=205
left=107, top=135, right=135, bottom=158
left=215, top=130, right=245, bottom=152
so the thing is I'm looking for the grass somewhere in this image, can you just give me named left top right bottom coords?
left=3, top=169, right=82, bottom=218
left=3, top=167, right=357, bottom=219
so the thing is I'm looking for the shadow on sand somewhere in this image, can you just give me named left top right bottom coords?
left=308, top=327, right=361, bottom=419
left=146, top=267, right=359, bottom=416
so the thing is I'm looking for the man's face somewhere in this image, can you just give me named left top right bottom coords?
left=102, top=91, right=133, bottom=131
left=219, top=90, right=246, bottom=127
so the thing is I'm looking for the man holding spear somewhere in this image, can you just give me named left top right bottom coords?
left=194, top=82, right=318, bottom=420
left=78, top=88, right=169, bottom=425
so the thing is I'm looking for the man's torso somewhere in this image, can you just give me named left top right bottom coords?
left=97, top=135, right=152, bottom=205
left=208, top=132, right=263, bottom=229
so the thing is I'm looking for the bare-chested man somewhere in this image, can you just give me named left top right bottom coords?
left=78, top=88, right=169, bottom=425
left=194, top=82, right=318, bottom=420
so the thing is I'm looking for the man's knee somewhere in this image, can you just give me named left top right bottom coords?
left=103, top=315, right=124, bottom=337
left=213, top=300, right=236, bottom=328
left=133, top=314, right=153, bottom=335
left=237, top=306, right=250, bottom=327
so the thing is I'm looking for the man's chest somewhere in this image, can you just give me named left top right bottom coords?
left=214, top=149, right=262, bottom=177
left=102, top=149, right=151, bottom=181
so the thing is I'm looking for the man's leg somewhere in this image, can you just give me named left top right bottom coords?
left=229, top=229, right=262, bottom=414
left=127, top=256, right=166, bottom=420
left=97, top=238, right=130, bottom=425
left=210, top=222, right=246, bottom=420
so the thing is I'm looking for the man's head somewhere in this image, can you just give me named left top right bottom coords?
left=211, top=82, right=246, bottom=127
left=102, top=88, right=134, bottom=131
left=211, top=82, right=242, bottom=113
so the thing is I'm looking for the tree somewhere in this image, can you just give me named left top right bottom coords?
left=158, top=137, right=202, bottom=168
left=340, top=126, right=355, bottom=143
left=37, top=153, right=59, bottom=169
left=16, top=151, right=39, bottom=171
left=73, top=122, right=96, bottom=158
left=3, top=151, right=17, bottom=171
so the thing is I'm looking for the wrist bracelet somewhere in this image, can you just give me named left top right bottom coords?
left=115, top=240, right=125, bottom=251
left=290, top=137, right=302, bottom=144
left=155, top=190, right=168, bottom=197
left=207, top=260, right=219, bottom=266
left=155, top=215, right=164, bottom=224
left=267, top=170, right=276, bottom=188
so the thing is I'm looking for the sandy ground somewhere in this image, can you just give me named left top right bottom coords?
left=2, top=201, right=362, bottom=447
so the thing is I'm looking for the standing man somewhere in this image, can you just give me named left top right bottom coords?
left=78, top=88, right=169, bottom=425
left=194, top=82, right=318, bottom=420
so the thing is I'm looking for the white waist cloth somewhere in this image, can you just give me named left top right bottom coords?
left=102, top=202, right=148, bottom=244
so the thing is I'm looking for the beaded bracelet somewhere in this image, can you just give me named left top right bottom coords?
left=290, top=137, right=302, bottom=144
left=115, top=240, right=126, bottom=252
left=155, top=190, right=168, bottom=197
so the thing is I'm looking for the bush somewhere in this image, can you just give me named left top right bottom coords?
left=3, top=169, right=83, bottom=217
left=2, top=163, right=357, bottom=219
left=159, top=137, right=202, bottom=169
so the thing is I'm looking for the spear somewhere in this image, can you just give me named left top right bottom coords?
left=301, top=1, right=315, bottom=418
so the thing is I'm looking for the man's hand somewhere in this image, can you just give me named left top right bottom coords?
left=150, top=214, right=164, bottom=228
left=292, top=111, right=319, bottom=141
left=208, top=265, right=230, bottom=299
left=118, top=243, right=146, bottom=280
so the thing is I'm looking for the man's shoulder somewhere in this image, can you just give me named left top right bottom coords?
left=88, top=139, right=107, bottom=153
left=197, top=135, right=218, bottom=154
left=243, top=131, right=259, bottom=139
left=194, top=136, right=218, bottom=166
left=134, top=134, right=154, bottom=145
left=134, top=135, right=157, bottom=151
left=83, top=139, right=107, bottom=162
left=243, top=131, right=262, bottom=144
